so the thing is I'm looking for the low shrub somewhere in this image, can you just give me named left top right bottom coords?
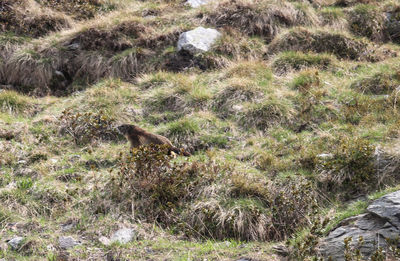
left=59, top=108, right=120, bottom=145
left=384, top=5, right=400, bottom=44
left=106, top=144, right=217, bottom=223
left=316, top=137, right=376, bottom=198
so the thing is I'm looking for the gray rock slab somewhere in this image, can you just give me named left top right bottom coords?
left=59, top=236, right=81, bottom=249
left=177, top=27, right=221, bottom=55
left=7, top=237, right=24, bottom=250
left=320, top=190, right=400, bottom=260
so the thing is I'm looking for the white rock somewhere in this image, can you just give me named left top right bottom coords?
left=177, top=27, right=221, bottom=55
left=8, top=237, right=24, bottom=250
left=50, top=158, right=58, bottom=164
left=59, top=236, right=81, bottom=249
left=110, top=228, right=136, bottom=244
left=232, top=105, right=244, bottom=112
left=99, top=236, right=111, bottom=246
left=316, top=153, right=334, bottom=160
left=186, top=0, right=213, bottom=8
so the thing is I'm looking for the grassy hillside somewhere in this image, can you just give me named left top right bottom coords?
left=1, top=0, right=400, bottom=260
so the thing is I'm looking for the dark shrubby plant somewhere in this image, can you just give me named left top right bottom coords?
left=348, top=4, right=385, bottom=42
left=316, top=137, right=376, bottom=198
left=107, top=144, right=217, bottom=223
left=59, top=108, right=120, bottom=145
left=97, top=145, right=319, bottom=242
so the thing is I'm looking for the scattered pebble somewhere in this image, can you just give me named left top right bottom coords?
left=7, top=237, right=24, bottom=250
left=59, top=236, right=81, bottom=249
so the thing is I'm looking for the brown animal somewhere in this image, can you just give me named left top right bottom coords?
left=117, top=124, right=191, bottom=156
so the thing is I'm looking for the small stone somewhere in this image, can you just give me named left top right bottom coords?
left=232, top=105, right=243, bottom=112
left=60, top=223, right=74, bottom=232
left=316, top=153, right=334, bottom=160
left=99, top=236, right=111, bottom=246
left=46, top=244, right=56, bottom=251
left=59, top=236, right=81, bottom=249
left=50, top=158, right=58, bottom=164
left=186, top=0, right=213, bottom=8
left=17, top=160, right=27, bottom=165
left=145, top=247, right=155, bottom=254
left=67, top=43, right=80, bottom=50
left=15, top=168, right=35, bottom=177
left=7, top=237, right=24, bottom=250
left=177, top=27, right=221, bottom=55
left=68, top=155, right=81, bottom=163
left=110, top=228, right=136, bottom=244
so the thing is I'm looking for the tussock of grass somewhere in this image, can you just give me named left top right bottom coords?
left=186, top=174, right=317, bottom=241
left=319, top=7, right=347, bottom=30
left=205, top=0, right=319, bottom=42
left=273, top=51, right=333, bottom=74
left=0, top=0, right=71, bottom=37
left=268, top=27, right=392, bottom=62
left=0, top=90, right=34, bottom=114
left=348, top=4, right=385, bottom=42
left=351, top=70, right=400, bottom=95
left=213, top=80, right=265, bottom=118
left=291, top=70, right=321, bottom=93
left=238, top=96, right=295, bottom=131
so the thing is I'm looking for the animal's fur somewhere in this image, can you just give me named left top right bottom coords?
left=117, top=124, right=191, bottom=156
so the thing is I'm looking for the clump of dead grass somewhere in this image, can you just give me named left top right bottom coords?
left=239, top=97, right=295, bottom=131
left=348, top=4, right=385, bottom=42
left=0, top=0, right=71, bottom=37
left=268, top=28, right=392, bottom=61
left=59, top=108, right=121, bottom=145
left=205, top=0, right=319, bottom=42
left=185, top=173, right=318, bottom=241
left=351, top=70, right=400, bottom=95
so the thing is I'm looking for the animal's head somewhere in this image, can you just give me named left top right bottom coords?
left=116, top=124, right=134, bottom=135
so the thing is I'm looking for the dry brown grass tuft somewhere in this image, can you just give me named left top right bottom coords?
left=213, top=80, right=265, bottom=118
left=384, top=4, right=400, bottom=44
left=185, top=174, right=318, bottom=241
left=351, top=70, right=400, bottom=95
left=348, top=4, right=385, bottom=42
left=0, top=0, right=71, bottom=37
left=267, top=28, right=394, bottom=61
left=205, top=0, right=319, bottom=42
left=335, top=0, right=377, bottom=7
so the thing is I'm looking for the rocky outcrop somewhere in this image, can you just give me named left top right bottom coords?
left=177, top=27, right=221, bottom=55
left=320, top=190, right=400, bottom=260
